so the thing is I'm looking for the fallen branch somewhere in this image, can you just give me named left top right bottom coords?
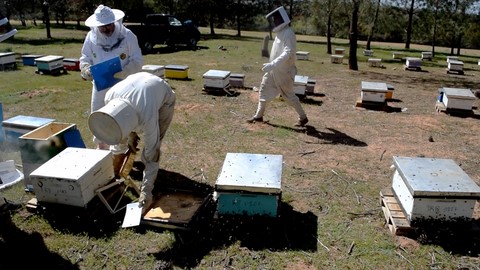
left=380, top=149, right=386, bottom=161
left=348, top=241, right=355, bottom=255
left=313, top=235, right=330, bottom=252
left=290, top=170, right=325, bottom=176
left=395, top=250, right=413, bottom=266
left=299, top=150, right=316, bottom=156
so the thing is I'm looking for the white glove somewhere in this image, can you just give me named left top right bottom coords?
left=262, top=63, right=274, bottom=72
left=80, top=63, right=92, bottom=81
left=127, top=132, right=140, bottom=154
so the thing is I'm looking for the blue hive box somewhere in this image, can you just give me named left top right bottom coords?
left=214, top=153, right=283, bottom=217
left=22, top=54, right=44, bottom=66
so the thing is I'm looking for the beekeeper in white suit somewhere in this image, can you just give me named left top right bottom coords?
left=247, top=6, right=308, bottom=127
left=80, top=5, right=143, bottom=149
left=88, top=72, right=176, bottom=214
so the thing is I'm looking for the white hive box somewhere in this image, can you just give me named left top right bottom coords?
left=421, top=52, right=432, bottom=60
left=142, top=64, right=164, bottom=78
left=306, top=79, right=316, bottom=94
left=405, top=57, right=421, bottom=69
left=229, top=73, right=245, bottom=88
left=392, top=52, right=404, bottom=60
left=361, top=81, right=388, bottom=103
left=215, top=153, right=283, bottom=217
left=30, top=147, right=114, bottom=207
left=447, top=60, right=464, bottom=72
left=35, top=55, right=64, bottom=72
left=334, top=48, right=344, bottom=55
left=368, top=58, right=382, bottom=67
left=391, top=156, right=480, bottom=225
left=331, top=54, right=343, bottom=64
left=0, top=52, right=16, bottom=65
left=294, top=75, right=308, bottom=96
left=363, top=50, right=374, bottom=56
left=296, top=51, right=310, bottom=60
left=440, top=87, right=476, bottom=110
left=447, top=56, right=459, bottom=63
left=203, top=69, right=231, bottom=89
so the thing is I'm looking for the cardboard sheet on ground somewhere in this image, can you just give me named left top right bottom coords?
left=122, top=202, right=143, bottom=228
left=0, top=160, right=23, bottom=190
left=90, top=57, right=122, bottom=91
left=141, top=191, right=207, bottom=230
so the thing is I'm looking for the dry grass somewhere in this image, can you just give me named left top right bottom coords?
left=1, top=26, right=480, bottom=269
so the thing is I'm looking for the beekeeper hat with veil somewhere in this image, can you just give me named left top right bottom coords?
left=266, top=6, right=290, bottom=32
left=88, top=98, right=139, bottom=146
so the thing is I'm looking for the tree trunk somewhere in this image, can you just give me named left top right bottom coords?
left=349, top=1, right=360, bottom=71
left=405, top=0, right=415, bottom=49
left=327, top=10, right=332, bottom=54
left=366, top=0, right=380, bottom=50
left=43, top=2, right=52, bottom=39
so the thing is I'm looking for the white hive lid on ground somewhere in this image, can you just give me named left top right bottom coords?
left=392, top=156, right=480, bottom=197
left=442, top=87, right=475, bottom=100
left=361, top=81, right=388, bottom=92
left=203, top=69, right=231, bottom=79
left=215, top=153, right=283, bottom=194
left=142, top=64, right=164, bottom=71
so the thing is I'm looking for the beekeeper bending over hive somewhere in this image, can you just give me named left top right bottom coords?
left=247, top=6, right=308, bottom=127
left=80, top=5, right=143, bottom=149
left=88, top=72, right=176, bottom=214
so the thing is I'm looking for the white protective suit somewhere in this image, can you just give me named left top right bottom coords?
left=80, top=22, right=143, bottom=117
left=104, top=72, right=176, bottom=207
left=253, top=20, right=307, bottom=122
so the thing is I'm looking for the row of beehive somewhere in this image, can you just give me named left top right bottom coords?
left=0, top=52, right=80, bottom=72
left=359, top=81, right=476, bottom=111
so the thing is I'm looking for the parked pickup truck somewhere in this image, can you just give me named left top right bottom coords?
left=126, top=14, right=201, bottom=54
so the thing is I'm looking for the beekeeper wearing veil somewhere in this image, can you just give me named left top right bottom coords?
left=247, top=6, right=308, bottom=127
left=88, top=72, right=176, bottom=215
left=80, top=4, right=143, bottom=150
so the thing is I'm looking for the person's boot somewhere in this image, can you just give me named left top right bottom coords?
left=246, top=116, right=263, bottom=123
left=295, top=117, right=309, bottom=127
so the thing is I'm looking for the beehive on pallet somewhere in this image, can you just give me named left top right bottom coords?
left=1, top=115, right=54, bottom=149
left=215, top=153, right=283, bottom=217
left=363, top=50, right=374, bottom=56
left=229, top=73, right=245, bottom=88
left=22, top=54, right=44, bottom=66
left=203, top=69, right=231, bottom=89
left=391, top=156, right=480, bottom=226
left=294, top=75, right=308, bottom=96
left=368, top=58, right=382, bottom=67
left=142, top=64, right=165, bottom=78
left=63, top=58, right=80, bottom=71
left=30, top=147, right=114, bottom=207
left=447, top=56, right=459, bottom=63
left=447, top=60, right=464, bottom=75
left=0, top=52, right=17, bottom=70
left=360, top=81, right=388, bottom=103
left=334, top=48, right=344, bottom=55
left=331, top=55, right=343, bottom=64
left=35, top=55, right=65, bottom=74
left=392, top=52, right=404, bottom=60
left=437, top=87, right=476, bottom=111
left=296, top=51, right=309, bottom=60
left=421, top=52, right=433, bottom=60
left=404, top=57, right=421, bottom=71
left=165, top=64, right=189, bottom=79
left=306, top=79, right=316, bottom=95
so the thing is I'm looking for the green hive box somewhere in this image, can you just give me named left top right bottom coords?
left=19, top=122, right=85, bottom=191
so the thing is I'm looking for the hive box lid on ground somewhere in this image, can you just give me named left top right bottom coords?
left=203, top=69, right=231, bottom=88
left=215, top=153, right=282, bottom=194
left=391, top=156, right=480, bottom=224
left=30, top=147, right=114, bottom=207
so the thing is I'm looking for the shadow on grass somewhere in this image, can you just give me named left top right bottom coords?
left=145, top=45, right=209, bottom=55
left=143, top=169, right=318, bottom=269
left=0, top=213, right=80, bottom=270
left=265, top=123, right=368, bottom=147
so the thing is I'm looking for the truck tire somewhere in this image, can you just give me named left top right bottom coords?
left=142, top=41, right=154, bottom=54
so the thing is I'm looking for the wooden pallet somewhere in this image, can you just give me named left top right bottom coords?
left=380, top=188, right=416, bottom=236
left=355, top=98, right=389, bottom=111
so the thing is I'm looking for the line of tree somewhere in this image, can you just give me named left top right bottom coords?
left=2, top=0, right=480, bottom=70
